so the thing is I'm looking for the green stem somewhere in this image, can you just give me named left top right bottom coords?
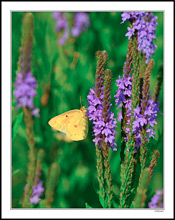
left=22, top=107, right=36, bottom=208
left=96, top=147, right=105, bottom=207
left=119, top=35, right=140, bottom=208
left=132, top=168, right=150, bottom=208
left=45, top=162, right=60, bottom=208
left=34, top=149, right=45, bottom=185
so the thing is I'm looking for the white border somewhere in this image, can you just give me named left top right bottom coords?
left=2, top=1, right=174, bottom=219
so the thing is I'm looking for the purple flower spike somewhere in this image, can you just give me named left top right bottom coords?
left=14, top=71, right=39, bottom=116
left=86, top=56, right=117, bottom=151
left=86, top=87, right=117, bottom=150
left=115, top=73, right=159, bottom=148
left=52, top=12, right=69, bottom=46
left=53, top=12, right=90, bottom=45
left=121, top=11, right=158, bottom=63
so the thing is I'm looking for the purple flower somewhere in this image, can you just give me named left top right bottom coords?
left=13, top=71, right=39, bottom=117
left=138, top=117, right=147, bottom=126
left=32, top=108, right=40, bottom=117
left=25, top=179, right=44, bottom=205
left=125, top=27, right=135, bottom=39
left=71, top=12, right=90, bottom=37
left=117, top=110, right=123, bottom=121
left=86, top=87, right=117, bottom=151
left=114, top=73, right=132, bottom=133
left=132, top=98, right=159, bottom=145
left=148, top=189, right=163, bottom=208
left=121, top=12, right=158, bottom=63
left=53, top=12, right=90, bottom=45
left=121, top=12, right=131, bottom=23
left=115, top=73, right=159, bottom=148
left=32, top=180, right=44, bottom=197
left=30, top=194, right=41, bottom=205
left=114, top=74, right=133, bottom=106
left=121, top=12, right=146, bottom=24
left=52, top=12, right=69, bottom=46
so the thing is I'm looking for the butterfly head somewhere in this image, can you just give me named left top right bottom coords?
left=80, top=106, right=87, bottom=114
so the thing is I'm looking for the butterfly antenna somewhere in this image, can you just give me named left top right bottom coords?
left=80, top=96, right=82, bottom=110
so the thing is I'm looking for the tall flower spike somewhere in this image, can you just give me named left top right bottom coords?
left=122, top=12, right=158, bottom=63
left=86, top=51, right=116, bottom=208
left=119, top=35, right=140, bottom=208
left=86, top=51, right=107, bottom=207
left=87, top=51, right=117, bottom=150
left=86, top=51, right=108, bottom=149
left=18, top=13, right=38, bottom=208
left=101, top=69, right=117, bottom=207
left=131, top=60, right=155, bottom=151
left=139, top=60, right=154, bottom=169
left=13, top=13, right=39, bottom=117
left=115, top=38, right=133, bottom=163
left=28, top=149, right=45, bottom=205
left=102, top=69, right=117, bottom=150
left=22, top=106, right=36, bottom=207
left=119, top=12, right=160, bottom=208
left=45, top=163, right=60, bottom=208
left=52, top=12, right=69, bottom=46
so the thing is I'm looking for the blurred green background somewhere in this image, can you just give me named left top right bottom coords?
left=12, top=12, right=163, bottom=208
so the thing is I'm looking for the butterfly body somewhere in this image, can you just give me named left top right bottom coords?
left=48, top=107, right=88, bottom=141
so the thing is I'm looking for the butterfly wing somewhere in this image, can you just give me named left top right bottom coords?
left=48, top=109, right=88, bottom=141
left=66, top=110, right=88, bottom=141
left=48, top=110, right=81, bottom=134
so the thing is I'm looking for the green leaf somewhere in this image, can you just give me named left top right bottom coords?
left=12, top=112, right=23, bottom=141
left=12, top=169, right=20, bottom=176
left=85, top=202, right=93, bottom=208
left=99, top=194, right=105, bottom=208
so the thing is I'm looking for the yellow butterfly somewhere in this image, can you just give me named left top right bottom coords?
left=48, top=106, right=88, bottom=141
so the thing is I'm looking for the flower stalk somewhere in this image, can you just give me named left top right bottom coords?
left=120, top=38, right=133, bottom=163
left=45, top=162, right=60, bottom=208
left=34, top=149, right=45, bottom=185
left=132, top=150, right=160, bottom=208
left=17, top=13, right=38, bottom=208
left=87, top=51, right=116, bottom=208
left=101, top=69, right=113, bottom=207
left=22, top=107, right=36, bottom=207
left=140, top=59, right=154, bottom=170
left=119, top=35, right=140, bottom=208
